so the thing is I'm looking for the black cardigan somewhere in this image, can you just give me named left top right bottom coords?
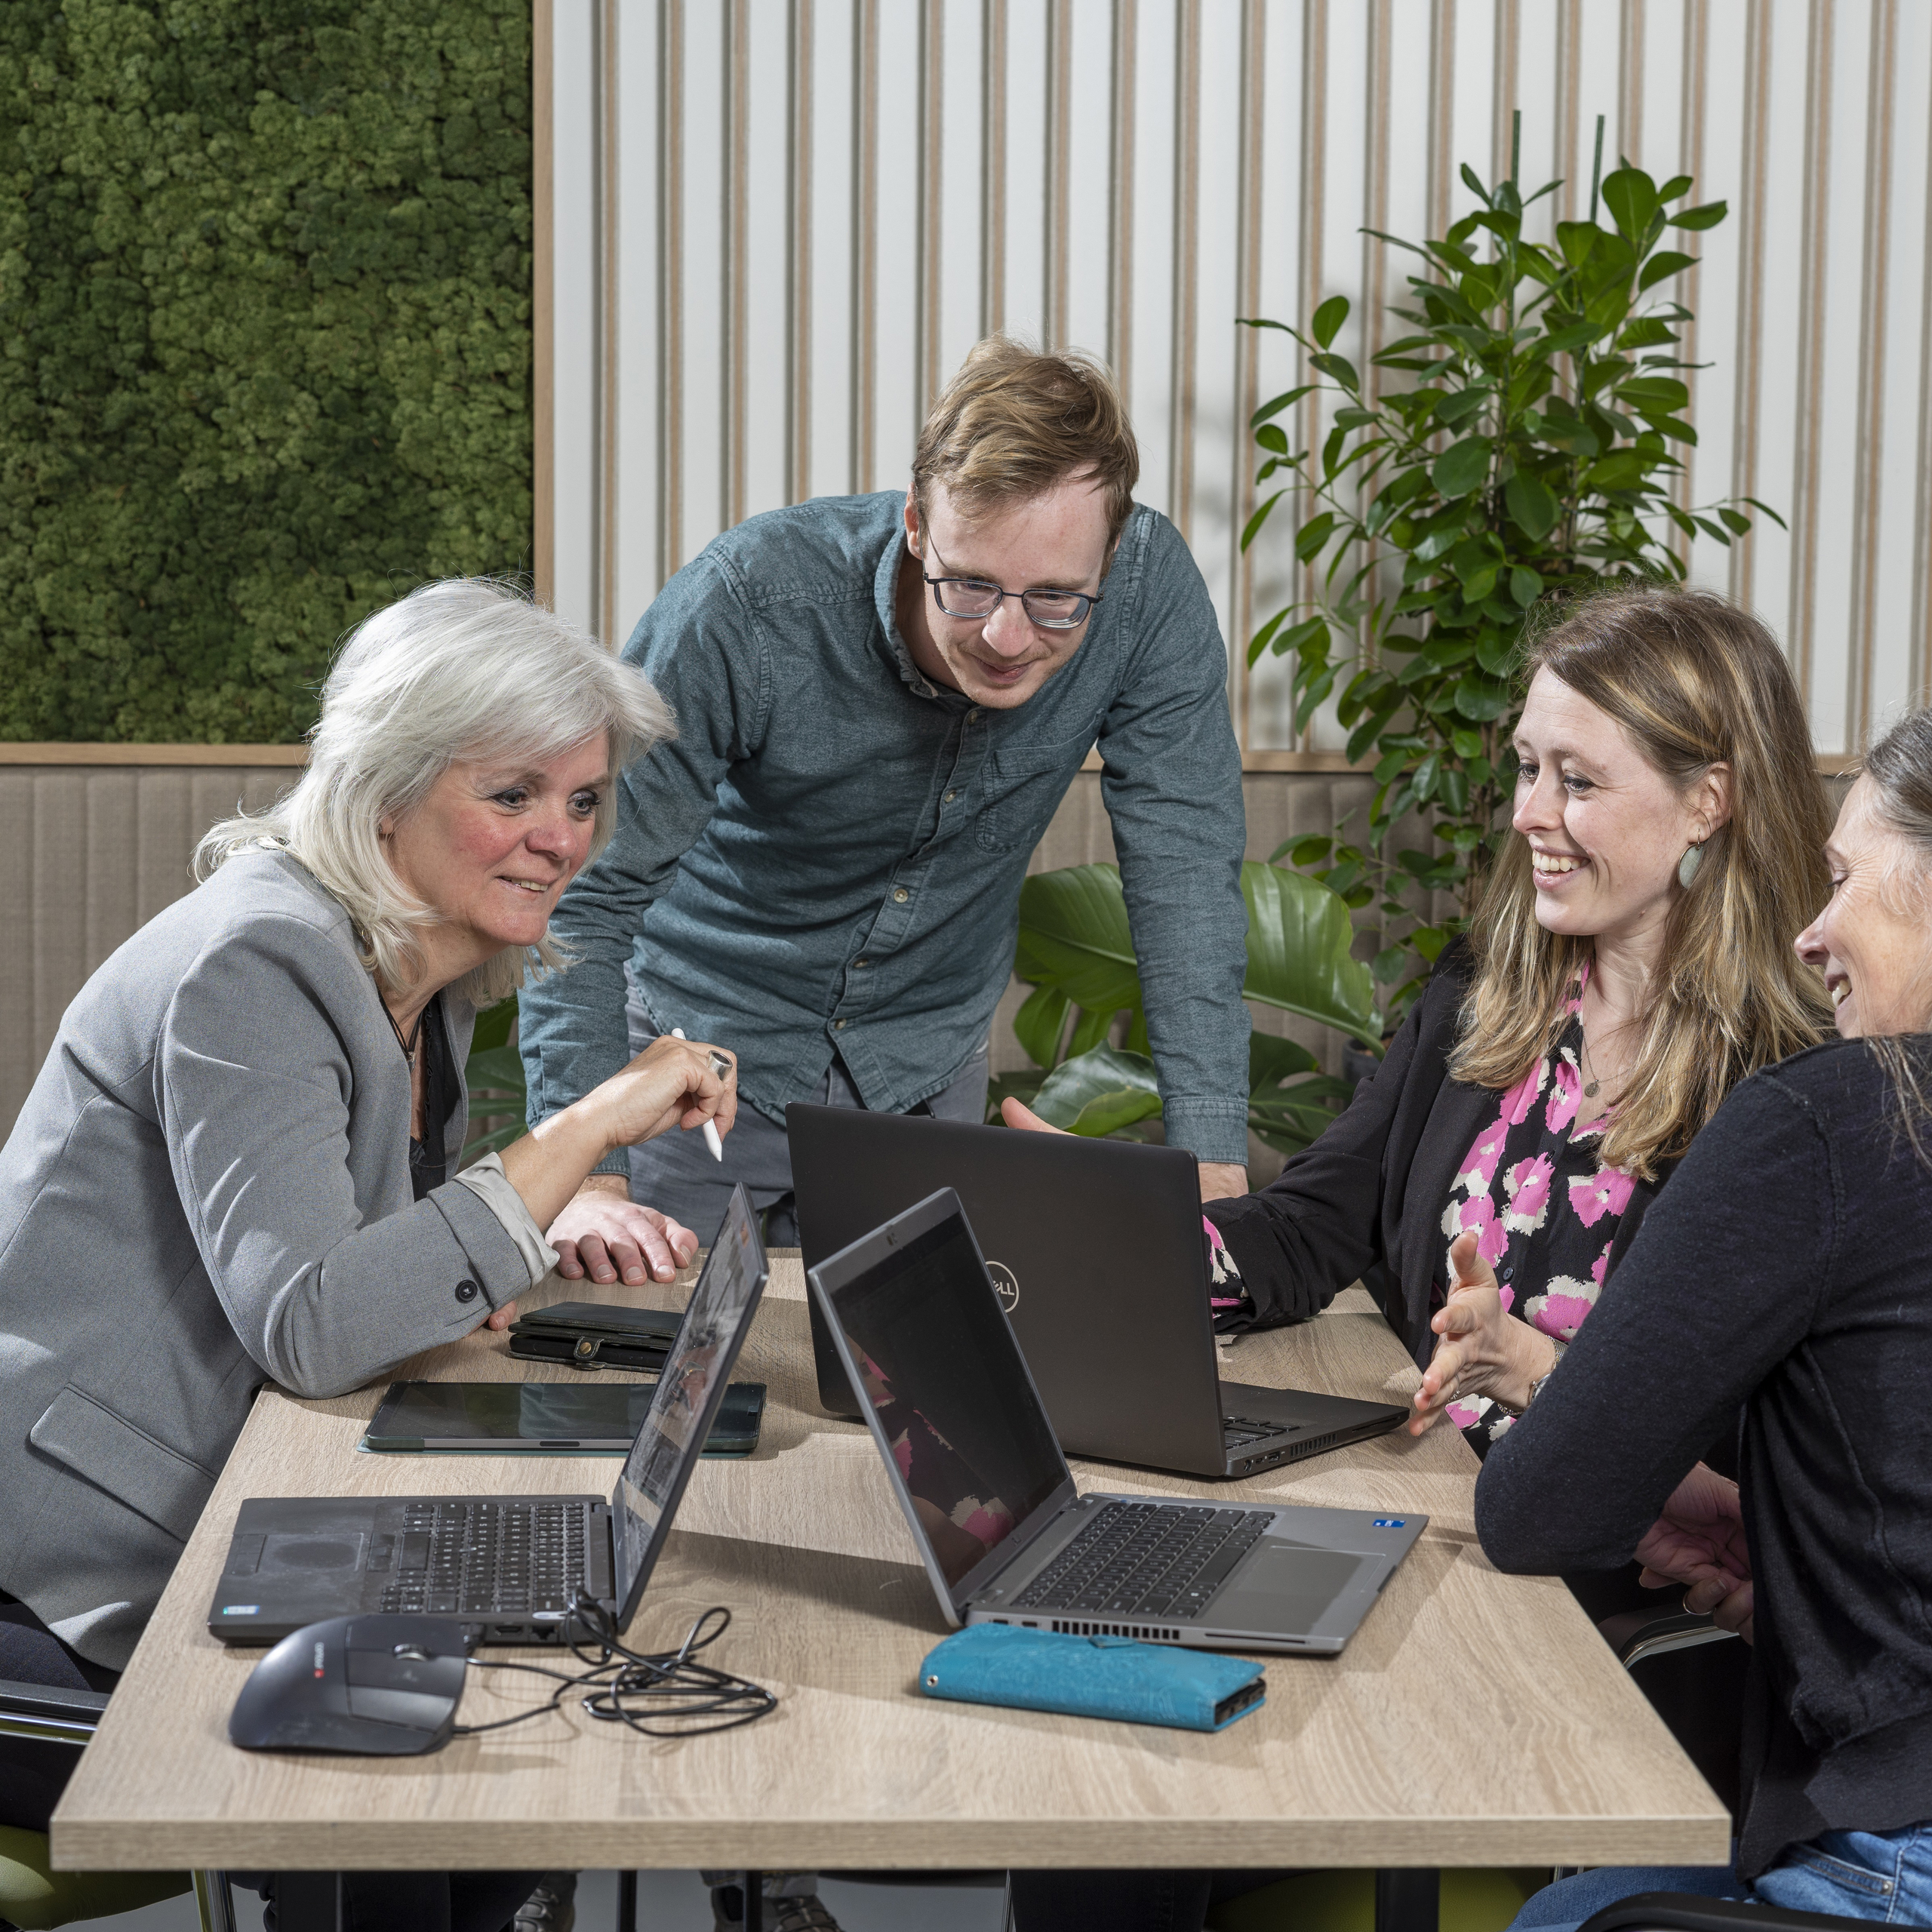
left=1477, top=1039, right=1932, bottom=1878
left=1207, top=942, right=1664, bottom=1366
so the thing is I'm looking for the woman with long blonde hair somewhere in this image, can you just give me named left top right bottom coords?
left=1188, top=584, right=1832, bottom=1451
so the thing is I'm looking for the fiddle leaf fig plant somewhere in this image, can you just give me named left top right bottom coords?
left=1240, top=149, right=1780, bottom=1018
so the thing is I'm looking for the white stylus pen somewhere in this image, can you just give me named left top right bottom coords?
left=669, top=1028, right=728, bottom=1161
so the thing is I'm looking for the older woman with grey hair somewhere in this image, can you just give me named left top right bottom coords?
left=0, top=583, right=734, bottom=1916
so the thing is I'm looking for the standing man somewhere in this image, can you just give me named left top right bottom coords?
left=519, top=337, right=1252, bottom=1289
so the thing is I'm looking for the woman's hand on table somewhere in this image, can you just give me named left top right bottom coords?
left=547, top=1176, right=701, bottom=1285
left=1634, top=1463, right=1755, bottom=1642
left=1407, top=1230, right=1555, bottom=1435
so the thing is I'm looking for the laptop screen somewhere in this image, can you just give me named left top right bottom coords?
left=609, top=1184, right=767, bottom=1620
left=818, top=1204, right=1067, bottom=1588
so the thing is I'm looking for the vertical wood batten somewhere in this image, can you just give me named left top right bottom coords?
left=534, top=0, right=555, bottom=608
left=651, top=0, right=673, bottom=599
left=1108, top=0, right=1136, bottom=393
left=789, top=0, right=814, bottom=506
left=1846, top=0, right=1898, bottom=746
left=852, top=0, right=878, bottom=492
left=1730, top=0, right=1771, bottom=612
left=1168, top=0, right=1201, bottom=544
left=983, top=0, right=1008, bottom=337
left=1230, top=0, right=1265, bottom=750
left=1044, top=0, right=1072, bottom=351
left=725, top=0, right=749, bottom=534
left=1431, top=0, right=1460, bottom=236
left=1674, top=0, right=1707, bottom=534
left=919, top=0, right=945, bottom=414
left=1915, top=57, right=1932, bottom=703
left=1553, top=0, right=1580, bottom=222
left=1789, top=0, right=1837, bottom=715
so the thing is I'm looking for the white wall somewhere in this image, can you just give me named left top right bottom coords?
left=540, top=0, right=1932, bottom=759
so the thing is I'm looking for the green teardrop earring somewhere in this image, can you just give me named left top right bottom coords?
left=1678, top=841, right=1704, bottom=889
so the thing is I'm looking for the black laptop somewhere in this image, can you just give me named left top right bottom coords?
left=787, top=1106, right=1405, bottom=1480
left=208, top=1184, right=768, bottom=1647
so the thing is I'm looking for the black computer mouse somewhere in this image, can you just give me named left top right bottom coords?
left=229, top=1615, right=471, bottom=1755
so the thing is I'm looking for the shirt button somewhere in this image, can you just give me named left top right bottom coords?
left=834, top=1018, right=849, bottom=1031
left=943, top=789, right=958, bottom=803
left=854, top=958, right=869, bottom=968
left=893, top=887, right=909, bottom=903
left=967, top=708, right=981, bottom=722
left=454, top=1279, right=479, bottom=1304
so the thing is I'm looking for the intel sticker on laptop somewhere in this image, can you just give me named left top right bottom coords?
left=1371, top=1519, right=1407, bottom=1529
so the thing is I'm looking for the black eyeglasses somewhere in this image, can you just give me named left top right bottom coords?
left=920, top=534, right=1103, bottom=631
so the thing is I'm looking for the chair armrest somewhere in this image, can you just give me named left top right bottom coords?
left=0, top=1678, right=109, bottom=1746
left=1597, top=1610, right=1739, bottom=1670
left=1579, top=1890, right=1862, bottom=1930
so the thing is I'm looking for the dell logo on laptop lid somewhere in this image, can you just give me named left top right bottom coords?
left=986, top=1262, right=1020, bottom=1315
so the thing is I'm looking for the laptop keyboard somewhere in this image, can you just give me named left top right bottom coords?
left=1011, top=1501, right=1273, bottom=1621
left=374, top=1500, right=592, bottom=1617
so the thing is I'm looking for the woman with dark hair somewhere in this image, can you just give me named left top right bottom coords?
left=1478, top=705, right=1932, bottom=1926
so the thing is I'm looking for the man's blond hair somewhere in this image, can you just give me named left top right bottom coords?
left=912, top=337, right=1140, bottom=552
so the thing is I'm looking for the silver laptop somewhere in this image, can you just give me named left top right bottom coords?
left=208, top=1184, right=768, bottom=1648
left=788, top=1103, right=1407, bottom=1479
left=808, top=1186, right=1426, bottom=1656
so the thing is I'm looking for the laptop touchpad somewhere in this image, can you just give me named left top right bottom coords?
left=258, top=1532, right=366, bottom=1574
left=1205, top=1542, right=1367, bottom=1632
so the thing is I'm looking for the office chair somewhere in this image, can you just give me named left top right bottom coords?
left=0, top=1678, right=237, bottom=1931
left=1575, top=1895, right=1866, bottom=1930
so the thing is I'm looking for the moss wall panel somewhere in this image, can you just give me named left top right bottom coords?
left=0, top=2, right=533, bottom=742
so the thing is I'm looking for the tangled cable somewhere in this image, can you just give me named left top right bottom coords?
left=454, top=1595, right=777, bottom=1739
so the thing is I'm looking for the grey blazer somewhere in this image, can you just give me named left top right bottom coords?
left=0, top=849, right=541, bottom=1668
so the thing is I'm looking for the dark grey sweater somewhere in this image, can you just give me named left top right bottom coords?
left=1476, top=1039, right=1932, bottom=1878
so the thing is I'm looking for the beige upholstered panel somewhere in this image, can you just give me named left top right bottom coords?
left=0, top=765, right=1389, bottom=1143
left=0, top=768, right=298, bottom=1134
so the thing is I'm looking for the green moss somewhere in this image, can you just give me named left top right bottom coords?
left=0, top=0, right=531, bottom=741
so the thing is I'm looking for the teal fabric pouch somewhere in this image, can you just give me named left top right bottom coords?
left=917, top=1623, right=1266, bottom=1732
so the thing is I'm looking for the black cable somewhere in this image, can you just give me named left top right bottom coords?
left=452, top=1593, right=777, bottom=1740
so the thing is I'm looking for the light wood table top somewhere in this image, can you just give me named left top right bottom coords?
left=54, top=1257, right=1729, bottom=1874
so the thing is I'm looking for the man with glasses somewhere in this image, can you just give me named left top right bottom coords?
left=518, top=336, right=1253, bottom=1307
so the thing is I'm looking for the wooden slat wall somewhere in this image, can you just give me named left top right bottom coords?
left=0, top=766, right=1361, bottom=1138
left=541, top=0, right=1932, bottom=759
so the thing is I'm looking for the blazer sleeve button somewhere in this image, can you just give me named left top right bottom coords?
left=454, top=1279, right=479, bottom=1303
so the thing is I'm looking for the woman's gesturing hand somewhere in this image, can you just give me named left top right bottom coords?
left=1634, top=1463, right=1756, bottom=1642
left=1408, top=1229, right=1556, bottom=1435
left=590, top=1032, right=737, bottom=1153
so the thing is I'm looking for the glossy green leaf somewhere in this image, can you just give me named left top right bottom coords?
left=470, top=996, right=518, bottom=1054
left=1251, top=383, right=1316, bottom=427
left=1454, top=672, right=1515, bottom=721
left=1294, top=512, right=1340, bottom=564
left=1509, top=564, right=1545, bottom=606
left=1013, top=982, right=1072, bottom=1069
left=1312, top=294, right=1351, bottom=348
left=1031, top=1046, right=1164, bottom=1137
left=1065, top=1004, right=1117, bottom=1060
left=1240, top=862, right=1378, bottom=1038
left=1012, top=864, right=1146, bottom=1017
left=1637, top=250, right=1698, bottom=293
left=1240, top=491, right=1287, bottom=551
left=1249, top=1031, right=1321, bottom=1096
left=1668, top=201, right=1727, bottom=230
left=1310, top=351, right=1361, bottom=391
left=1432, top=436, right=1492, bottom=498
left=464, top=1045, right=528, bottom=1094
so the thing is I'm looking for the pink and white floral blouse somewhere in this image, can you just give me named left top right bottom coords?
left=1440, top=968, right=1636, bottom=1448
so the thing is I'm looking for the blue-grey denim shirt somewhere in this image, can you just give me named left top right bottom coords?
left=518, top=490, right=1251, bottom=1167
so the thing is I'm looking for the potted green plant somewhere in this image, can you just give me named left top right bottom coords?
left=1240, top=134, right=1778, bottom=1017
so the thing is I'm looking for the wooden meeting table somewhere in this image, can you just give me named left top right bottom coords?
left=51, top=1254, right=1727, bottom=1929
